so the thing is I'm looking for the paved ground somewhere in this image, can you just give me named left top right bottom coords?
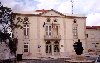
left=16, top=58, right=96, bottom=63
left=17, top=58, right=67, bottom=63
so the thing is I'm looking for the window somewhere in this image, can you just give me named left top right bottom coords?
left=73, top=26, right=78, bottom=39
left=73, top=20, right=78, bottom=39
left=92, top=43, right=95, bottom=44
left=24, top=43, right=29, bottom=52
left=96, top=43, right=99, bottom=44
left=47, top=18, right=50, bottom=22
left=23, top=24, right=29, bottom=36
left=73, top=27, right=78, bottom=36
left=54, top=19, right=57, bottom=22
left=46, top=26, right=48, bottom=35
left=45, top=41, right=51, bottom=53
left=56, top=26, right=58, bottom=35
left=86, top=34, right=88, bottom=38
left=54, top=41, right=59, bottom=52
left=73, top=19, right=77, bottom=23
left=49, top=26, right=51, bottom=35
left=46, top=26, right=48, bottom=31
left=49, top=26, right=51, bottom=31
left=45, top=25, right=51, bottom=35
left=23, top=17, right=29, bottom=24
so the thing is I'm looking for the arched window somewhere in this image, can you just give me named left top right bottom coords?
left=54, top=19, right=57, bottom=22
left=73, top=19, right=77, bottom=23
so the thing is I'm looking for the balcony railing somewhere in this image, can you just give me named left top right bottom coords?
left=44, top=35, right=61, bottom=40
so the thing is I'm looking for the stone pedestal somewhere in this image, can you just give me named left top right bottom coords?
left=75, top=55, right=84, bottom=61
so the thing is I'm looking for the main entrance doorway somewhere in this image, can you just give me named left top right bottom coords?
left=45, top=41, right=60, bottom=56
left=46, top=41, right=52, bottom=55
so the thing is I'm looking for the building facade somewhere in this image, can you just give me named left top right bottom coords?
left=13, top=9, right=86, bottom=59
left=86, top=26, right=100, bottom=55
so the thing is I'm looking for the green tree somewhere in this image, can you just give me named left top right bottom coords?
left=73, top=39, right=84, bottom=55
left=0, top=2, right=24, bottom=60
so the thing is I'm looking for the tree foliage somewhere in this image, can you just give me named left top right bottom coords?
left=0, top=2, right=18, bottom=55
left=73, top=39, right=84, bottom=55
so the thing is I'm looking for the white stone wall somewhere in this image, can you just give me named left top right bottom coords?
left=14, top=11, right=86, bottom=59
left=86, top=28, right=100, bottom=54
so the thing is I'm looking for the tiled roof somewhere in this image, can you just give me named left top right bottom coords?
left=35, top=9, right=50, bottom=13
left=35, top=9, right=66, bottom=16
left=86, top=26, right=100, bottom=29
left=65, top=13, right=86, bottom=17
left=13, top=9, right=86, bottom=17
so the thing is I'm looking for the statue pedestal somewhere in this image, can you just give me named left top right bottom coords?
left=75, top=55, right=84, bottom=61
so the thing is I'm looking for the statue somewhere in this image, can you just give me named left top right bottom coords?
left=73, top=39, right=84, bottom=55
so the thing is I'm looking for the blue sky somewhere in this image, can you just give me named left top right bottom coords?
left=0, top=0, right=100, bottom=26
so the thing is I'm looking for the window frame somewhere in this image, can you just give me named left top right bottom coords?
left=23, top=24, right=29, bottom=36
left=24, top=43, right=29, bottom=53
left=45, top=25, right=52, bottom=35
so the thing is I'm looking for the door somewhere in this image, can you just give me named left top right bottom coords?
left=54, top=41, right=60, bottom=55
left=46, top=41, right=52, bottom=55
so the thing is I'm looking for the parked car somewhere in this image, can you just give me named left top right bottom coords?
left=95, top=55, right=100, bottom=63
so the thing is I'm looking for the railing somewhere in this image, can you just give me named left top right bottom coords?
left=44, top=35, right=61, bottom=40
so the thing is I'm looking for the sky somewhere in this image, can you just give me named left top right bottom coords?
left=0, top=0, right=100, bottom=26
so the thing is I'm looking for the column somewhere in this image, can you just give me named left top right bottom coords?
left=51, top=41, right=54, bottom=56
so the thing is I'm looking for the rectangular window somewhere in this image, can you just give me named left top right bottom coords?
left=45, top=25, right=52, bottom=35
left=46, top=26, right=48, bottom=31
left=86, top=34, right=88, bottom=38
left=73, top=27, right=78, bottom=39
left=49, top=32, right=51, bottom=35
left=24, top=47, right=28, bottom=52
left=27, top=28, right=29, bottom=36
left=49, top=26, right=51, bottom=35
left=46, top=32, right=48, bottom=35
left=96, top=43, right=99, bottom=44
left=49, top=26, right=51, bottom=31
left=23, top=25, right=29, bottom=36
left=24, top=43, right=29, bottom=52
left=24, top=45, right=28, bottom=48
left=73, top=27, right=77, bottom=36
left=46, top=26, right=48, bottom=35
left=56, top=26, right=58, bottom=35
left=24, top=28, right=26, bottom=35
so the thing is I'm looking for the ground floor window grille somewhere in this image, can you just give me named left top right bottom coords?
left=24, top=43, right=29, bottom=52
left=54, top=44, right=59, bottom=52
left=45, top=41, right=51, bottom=54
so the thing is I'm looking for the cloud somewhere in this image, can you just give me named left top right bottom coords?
left=0, top=0, right=100, bottom=26
left=0, top=0, right=18, bottom=9
left=0, top=0, right=37, bottom=11
left=0, top=0, right=100, bottom=14
left=86, top=13, right=100, bottom=26
left=57, top=1, right=72, bottom=13
left=36, top=0, right=60, bottom=10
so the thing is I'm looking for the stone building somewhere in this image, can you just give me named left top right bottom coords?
left=86, top=26, right=100, bottom=54
left=13, top=9, right=86, bottom=59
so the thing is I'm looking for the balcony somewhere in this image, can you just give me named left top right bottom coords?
left=44, top=35, right=61, bottom=41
